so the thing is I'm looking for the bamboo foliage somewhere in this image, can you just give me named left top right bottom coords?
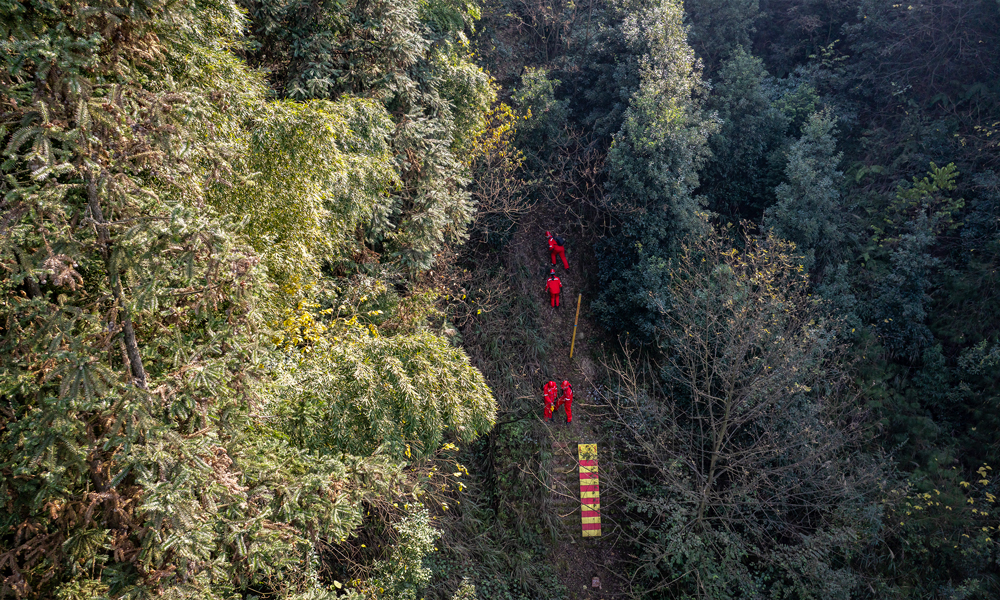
left=239, top=0, right=496, bottom=274
left=262, top=316, right=496, bottom=461
left=1, top=1, right=496, bottom=598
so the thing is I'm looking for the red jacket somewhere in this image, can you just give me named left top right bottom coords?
left=546, top=275, right=562, bottom=294
left=543, top=381, right=558, bottom=403
left=560, top=381, right=573, bottom=402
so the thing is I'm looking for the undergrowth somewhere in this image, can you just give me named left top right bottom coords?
left=422, top=239, right=569, bottom=600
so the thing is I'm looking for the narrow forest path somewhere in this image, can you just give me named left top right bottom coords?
left=503, top=203, right=625, bottom=600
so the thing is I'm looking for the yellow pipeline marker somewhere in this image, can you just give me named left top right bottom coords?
left=578, top=443, right=601, bottom=537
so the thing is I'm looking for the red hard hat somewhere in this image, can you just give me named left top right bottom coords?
left=562, top=380, right=570, bottom=388
left=550, top=268, right=555, bottom=275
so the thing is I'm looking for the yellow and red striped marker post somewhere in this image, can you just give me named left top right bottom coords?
left=578, top=443, right=601, bottom=537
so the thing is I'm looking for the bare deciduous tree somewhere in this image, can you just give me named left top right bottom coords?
left=600, top=228, right=887, bottom=599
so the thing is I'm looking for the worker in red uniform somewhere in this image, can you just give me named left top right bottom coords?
left=546, top=269, right=562, bottom=308
left=546, top=231, right=569, bottom=270
left=556, top=380, right=573, bottom=424
left=542, top=380, right=558, bottom=421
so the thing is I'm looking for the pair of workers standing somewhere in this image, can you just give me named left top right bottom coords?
left=545, top=231, right=569, bottom=308
left=542, top=232, right=575, bottom=422
left=543, top=380, right=574, bottom=424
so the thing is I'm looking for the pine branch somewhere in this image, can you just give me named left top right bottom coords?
left=88, top=174, right=147, bottom=390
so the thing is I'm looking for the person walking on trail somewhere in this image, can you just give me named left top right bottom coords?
left=546, top=231, right=569, bottom=270
left=546, top=269, right=562, bottom=308
left=542, top=380, right=558, bottom=421
left=556, top=380, right=573, bottom=424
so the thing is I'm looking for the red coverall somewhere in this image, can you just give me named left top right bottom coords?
left=546, top=274, right=562, bottom=307
left=556, top=380, right=573, bottom=423
left=546, top=231, right=569, bottom=269
left=543, top=380, right=558, bottom=420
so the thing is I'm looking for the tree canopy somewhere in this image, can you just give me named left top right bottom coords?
left=1, top=1, right=494, bottom=598
left=5, top=0, right=1000, bottom=598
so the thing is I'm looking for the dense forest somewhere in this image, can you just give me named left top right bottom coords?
left=2, top=0, right=1000, bottom=598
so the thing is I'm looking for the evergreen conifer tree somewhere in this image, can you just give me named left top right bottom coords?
left=592, top=0, right=718, bottom=341
left=763, top=110, right=847, bottom=274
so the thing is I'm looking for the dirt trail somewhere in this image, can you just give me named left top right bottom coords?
left=504, top=204, right=625, bottom=600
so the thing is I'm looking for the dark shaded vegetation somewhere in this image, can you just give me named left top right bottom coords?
left=471, top=0, right=1000, bottom=597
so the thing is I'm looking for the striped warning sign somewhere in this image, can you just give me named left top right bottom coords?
left=578, top=443, right=601, bottom=537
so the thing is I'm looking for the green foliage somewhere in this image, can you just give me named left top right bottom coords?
left=866, top=458, right=1000, bottom=598
left=450, top=579, right=479, bottom=600
left=0, top=0, right=497, bottom=598
left=240, top=0, right=496, bottom=274
left=889, top=162, right=965, bottom=239
left=869, top=215, right=940, bottom=359
left=415, top=232, right=568, bottom=600
left=213, top=98, right=398, bottom=285
left=366, top=508, right=440, bottom=600
left=701, top=47, right=790, bottom=221
left=262, top=316, right=496, bottom=460
left=464, top=102, right=529, bottom=253
left=763, top=109, right=848, bottom=274
left=751, top=0, right=858, bottom=77
left=683, top=0, right=761, bottom=71
left=512, top=68, right=569, bottom=175
left=850, top=167, right=1000, bottom=595
left=471, top=0, right=1000, bottom=596
left=559, top=0, right=647, bottom=140
left=606, top=228, right=886, bottom=599
left=846, top=0, right=1000, bottom=112
left=771, top=79, right=820, bottom=133
left=8, top=0, right=1000, bottom=597
left=593, top=0, right=717, bottom=340
left=855, top=163, right=965, bottom=360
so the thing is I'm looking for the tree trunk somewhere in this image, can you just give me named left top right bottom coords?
left=696, top=395, right=732, bottom=528
left=88, top=176, right=148, bottom=389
